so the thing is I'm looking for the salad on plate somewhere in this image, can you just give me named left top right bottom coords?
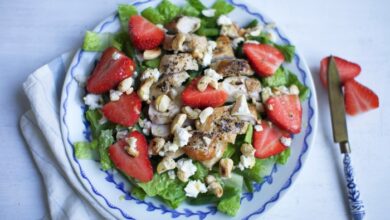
left=75, top=0, right=309, bottom=216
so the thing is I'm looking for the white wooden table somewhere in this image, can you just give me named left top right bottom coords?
left=1, top=0, right=389, bottom=219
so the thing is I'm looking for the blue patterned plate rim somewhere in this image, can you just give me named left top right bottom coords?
left=60, top=0, right=318, bottom=219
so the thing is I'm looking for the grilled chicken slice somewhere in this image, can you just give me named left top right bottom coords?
left=210, top=59, right=254, bottom=77
left=150, top=72, right=188, bottom=99
left=201, top=141, right=227, bottom=169
left=162, top=33, right=208, bottom=57
left=183, top=131, right=217, bottom=161
left=164, top=16, right=201, bottom=34
left=148, top=100, right=181, bottom=124
left=159, top=53, right=198, bottom=74
left=220, top=76, right=261, bottom=102
left=199, top=106, right=248, bottom=144
left=212, top=36, right=235, bottom=61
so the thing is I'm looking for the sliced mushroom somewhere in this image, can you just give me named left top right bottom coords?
left=151, top=124, right=171, bottom=137
left=159, top=53, right=198, bottom=74
left=210, top=59, right=254, bottom=77
left=212, top=36, right=235, bottom=62
left=176, top=16, right=201, bottom=34
left=148, top=100, right=181, bottom=124
left=220, top=76, right=249, bottom=102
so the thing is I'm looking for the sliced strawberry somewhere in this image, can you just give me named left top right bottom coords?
left=86, top=47, right=135, bottom=94
left=265, top=95, right=302, bottom=134
left=320, top=56, right=361, bottom=87
left=109, top=131, right=153, bottom=182
left=344, top=79, right=379, bottom=115
left=182, top=77, right=228, bottom=109
left=128, top=15, right=165, bottom=51
left=253, top=121, right=290, bottom=159
left=102, top=93, right=142, bottom=127
left=243, top=43, right=285, bottom=77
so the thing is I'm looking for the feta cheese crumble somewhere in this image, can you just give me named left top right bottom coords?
left=184, top=180, right=207, bottom=198
left=177, top=158, right=197, bottom=181
left=217, top=15, right=232, bottom=26
left=168, top=170, right=176, bottom=180
left=202, top=9, right=216, bottom=17
left=238, top=155, right=256, bottom=171
left=174, top=127, right=192, bottom=147
left=118, top=77, right=134, bottom=95
left=199, top=107, right=214, bottom=124
left=141, top=68, right=161, bottom=82
left=280, top=136, right=292, bottom=147
left=202, top=41, right=217, bottom=67
left=83, top=94, right=102, bottom=110
left=254, top=124, right=263, bottom=132
left=204, top=68, right=223, bottom=81
left=109, top=90, right=123, bottom=101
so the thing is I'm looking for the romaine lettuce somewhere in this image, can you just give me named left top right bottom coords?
left=275, top=44, right=295, bottom=63
left=212, top=0, right=235, bottom=16
left=181, top=4, right=200, bottom=17
left=141, top=7, right=165, bottom=24
left=74, top=140, right=98, bottom=159
left=118, top=4, right=138, bottom=31
left=187, top=0, right=206, bottom=11
left=157, top=0, right=181, bottom=24
left=98, top=129, right=115, bottom=170
left=138, top=173, right=186, bottom=208
left=217, top=173, right=243, bottom=216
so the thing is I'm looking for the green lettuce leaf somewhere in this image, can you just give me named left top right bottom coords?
left=222, top=143, right=236, bottom=158
left=212, top=0, right=235, bottom=16
left=192, top=162, right=208, bottom=180
left=137, top=173, right=186, bottom=208
left=141, top=7, right=165, bottom=24
left=275, top=44, right=295, bottom=63
left=196, top=26, right=219, bottom=37
left=98, top=129, right=115, bottom=170
left=261, top=67, right=289, bottom=88
left=144, top=58, right=160, bottom=68
left=244, top=124, right=253, bottom=144
left=181, top=4, right=200, bottom=17
left=187, top=0, right=206, bottom=11
left=245, top=19, right=258, bottom=28
left=131, top=186, right=147, bottom=200
left=157, top=0, right=181, bottom=24
left=239, top=158, right=275, bottom=192
left=86, top=109, right=105, bottom=138
left=118, top=4, right=138, bottom=31
left=217, top=173, right=243, bottom=216
left=275, top=147, right=291, bottom=165
left=286, top=71, right=310, bottom=101
left=74, top=140, right=98, bottom=159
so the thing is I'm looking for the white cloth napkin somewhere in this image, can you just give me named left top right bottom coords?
left=19, top=52, right=115, bottom=220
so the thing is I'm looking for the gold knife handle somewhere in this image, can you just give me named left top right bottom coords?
left=340, top=141, right=351, bottom=153
left=342, top=152, right=365, bottom=220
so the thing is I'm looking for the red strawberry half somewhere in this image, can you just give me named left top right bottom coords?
left=253, top=121, right=290, bottom=159
left=344, top=79, right=379, bottom=115
left=129, top=15, right=165, bottom=51
left=182, top=77, right=228, bottom=109
left=243, top=43, right=285, bottom=77
left=102, top=92, right=142, bottom=127
left=320, top=56, right=361, bottom=87
left=109, top=131, right=153, bottom=182
left=86, top=47, right=135, bottom=94
left=265, top=95, right=302, bottom=134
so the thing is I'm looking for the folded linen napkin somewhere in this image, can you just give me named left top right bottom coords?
left=19, top=52, right=114, bottom=220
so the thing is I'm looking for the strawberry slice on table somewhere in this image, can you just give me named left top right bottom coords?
left=109, top=131, right=153, bottom=183
left=128, top=15, right=165, bottom=51
left=265, top=94, right=302, bottom=134
left=253, top=121, right=290, bottom=159
left=102, top=92, right=142, bottom=127
left=243, top=43, right=285, bottom=77
left=344, top=79, right=379, bottom=116
left=86, top=47, right=135, bottom=94
left=320, top=56, right=361, bottom=87
left=182, top=77, right=228, bottom=109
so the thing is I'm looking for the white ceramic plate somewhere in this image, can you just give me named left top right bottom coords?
left=60, top=0, right=318, bottom=219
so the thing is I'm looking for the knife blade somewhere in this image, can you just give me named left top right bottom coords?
left=327, top=56, right=351, bottom=153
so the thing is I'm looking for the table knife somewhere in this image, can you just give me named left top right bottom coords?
left=327, top=56, right=365, bottom=220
